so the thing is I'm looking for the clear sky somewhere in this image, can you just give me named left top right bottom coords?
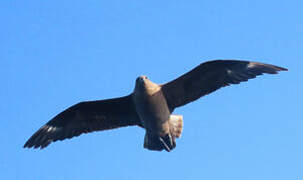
left=1, top=0, right=302, bottom=179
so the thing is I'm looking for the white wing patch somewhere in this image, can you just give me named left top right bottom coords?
left=226, top=69, right=233, bottom=75
left=247, top=62, right=258, bottom=69
left=44, top=125, right=62, bottom=133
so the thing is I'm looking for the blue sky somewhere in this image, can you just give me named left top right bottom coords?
left=1, top=0, right=302, bottom=179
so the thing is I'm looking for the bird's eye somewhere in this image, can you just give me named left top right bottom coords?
left=145, top=76, right=148, bottom=79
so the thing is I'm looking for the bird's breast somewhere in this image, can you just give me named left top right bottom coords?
left=132, top=89, right=171, bottom=136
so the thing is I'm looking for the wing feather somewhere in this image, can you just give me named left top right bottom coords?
left=24, top=94, right=141, bottom=149
left=161, top=60, right=287, bottom=110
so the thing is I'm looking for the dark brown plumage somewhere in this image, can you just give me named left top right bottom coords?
left=24, top=60, right=287, bottom=151
left=24, top=95, right=141, bottom=149
left=161, top=60, right=287, bottom=110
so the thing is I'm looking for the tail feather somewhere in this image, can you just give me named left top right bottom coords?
left=144, top=134, right=164, bottom=151
left=169, top=115, right=183, bottom=138
left=143, top=115, right=183, bottom=152
left=144, top=133, right=175, bottom=152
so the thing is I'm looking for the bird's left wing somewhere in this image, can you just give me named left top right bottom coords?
left=24, top=94, right=141, bottom=149
left=161, top=60, right=287, bottom=110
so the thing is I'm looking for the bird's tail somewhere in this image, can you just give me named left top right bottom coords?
left=143, top=115, right=183, bottom=152
left=143, top=133, right=176, bottom=152
left=169, top=115, right=183, bottom=138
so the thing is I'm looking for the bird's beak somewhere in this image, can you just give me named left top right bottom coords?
left=136, top=77, right=144, bottom=86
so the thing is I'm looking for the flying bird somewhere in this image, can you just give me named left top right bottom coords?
left=24, top=60, right=287, bottom=152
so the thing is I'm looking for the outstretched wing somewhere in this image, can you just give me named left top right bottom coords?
left=161, top=60, right=287, bottom=110
left=24, top=94, right=141, bottom=149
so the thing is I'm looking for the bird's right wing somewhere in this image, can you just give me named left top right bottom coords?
left=24, top=94, right=141, bottom=149
left=161, top=60, right=287, bottom=110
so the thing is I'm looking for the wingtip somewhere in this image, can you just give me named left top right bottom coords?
left=273, top=65, right=288, bottom=72
left=23, top=125, right=56, bottom=150
left=23, top=141, right=49, bottom=150
left=23, top=140, right=32, bottom=149
left=271, top=66, right=288, bottom=74
left=280, top=67, right=288, bottom=71
left=23, top=139, right=38, bottom=149
left=251, top=61, right=287, bottom=70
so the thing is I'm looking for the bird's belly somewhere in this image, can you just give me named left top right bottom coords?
left=133, top=92, right=171, bottom=136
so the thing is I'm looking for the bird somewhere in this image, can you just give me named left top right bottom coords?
left=24, top=60, right=287, bottom=152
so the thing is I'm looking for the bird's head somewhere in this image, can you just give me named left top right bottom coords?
left=134, top=75, right=160, bottom=95
left=135, top=75, right=148, bottom=87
